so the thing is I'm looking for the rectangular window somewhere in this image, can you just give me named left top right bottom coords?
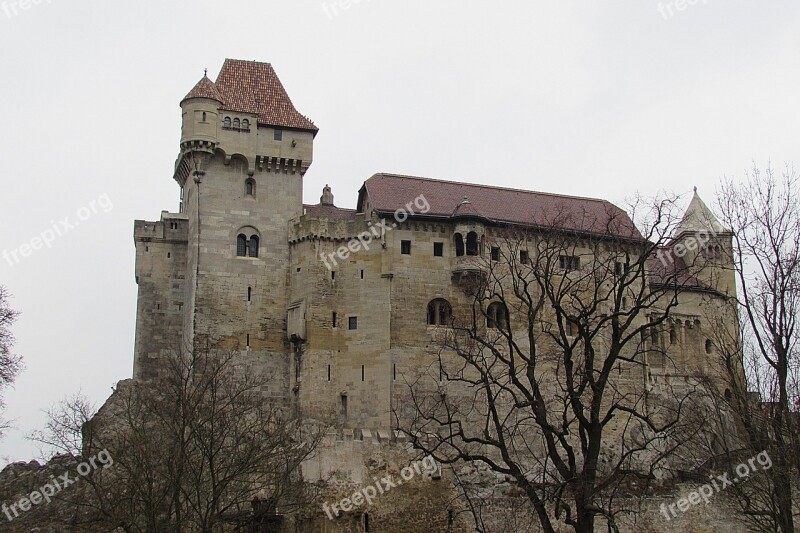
left=491, top=247, right=500, bottom=261
left=520, top=250, right=529, bottom=264
left=274, top=128, right=283, bottom=141
left=401, top=240, right=411, bottom=255
left=566, top=320, right=579, bottom=337
left=433, top=242, right=444, bottom=256
left=349, top=316, right=358, bottom=330
left=332, top=312, right=337, bottom=328
left=615, top=261, right=629, bottom=276
left=331, top=271, right=336, bottom=280
left=559, top=255, right=580, bottom=271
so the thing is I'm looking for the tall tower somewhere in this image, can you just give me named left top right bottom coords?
left=135, top=59, right=317, bottom=389
left=671, top=189, right=736, bottom=297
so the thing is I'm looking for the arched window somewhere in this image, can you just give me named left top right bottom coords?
left=249, top=235, right=259, bottom=258
left=705, top=339, right=714, bottom=354
left=245, top=178, right=255, bottom=196
left=714, top=245, right=721, bottom=258
left=233, top=118, right=241, bottom=129
left=454, top=233, right=465, bottom=257
left=466, top=231, right=479, bottom=256
left=487, top=302, right=508, bottom=329
left=427, top=299, right=452, bottom=326
left=724, top=388, right=732, bottom=401
left=242, top=119, right=250, bottom=130
left=201, top=111, right=206, bottom=122
left=669, top=326, right=676, bottom=345
left=223, top=116, right=231, bottom=128
left=236, top=234, right=247, bottom=256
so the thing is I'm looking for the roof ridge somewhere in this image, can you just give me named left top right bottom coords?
left=371, top=173, right=614, bottom=205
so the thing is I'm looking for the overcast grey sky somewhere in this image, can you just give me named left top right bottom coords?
left=0, top=1, right=797, bottom=463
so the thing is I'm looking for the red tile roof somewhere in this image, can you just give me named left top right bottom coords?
left=182, top=75, right=223, bottom=103
left=304, top=204, right=357, bottom=221
left=214, top=59, right=317, bottom=133
left=359, top=173, right=643, bottom=239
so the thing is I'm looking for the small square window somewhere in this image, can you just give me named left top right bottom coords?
left=520, top=250, right=529, bottom=264
left=560, top=255, right=580, bottom=272
left=433, top=242, right=444, bottom=257
left=491, top=247, right=500, bottom=261
left=348, top=316, right=358, bottom=330
left=274, top=129, right=283, bottom=141
left=401, top=240, right=411, bottom=255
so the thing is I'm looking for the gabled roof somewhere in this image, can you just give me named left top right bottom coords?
left=359, top=173, right=643, bottom=240
left=214, top=59, right=317, bottom=133
left=181, top=74, right=223, bottom=103
left=674, top=188, right=729, bottom=237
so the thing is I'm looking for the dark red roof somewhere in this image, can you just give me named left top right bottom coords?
left=214, top=59, right=317, bottom=132
left=646, top=249, right=713, bottom=292
left=360, top=174, right=642, bottom=239
left=182, top=75, right=223, bottom=103
left=304, top=204, right=357, bottom=221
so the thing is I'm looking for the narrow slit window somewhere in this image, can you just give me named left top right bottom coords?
left=327, top=364, right=331, bottom=382
left=247, top=286, right=252, bottom=302
left=332, top=312, right=337, bottom=328
left=361, top=365, right=365, bottom=382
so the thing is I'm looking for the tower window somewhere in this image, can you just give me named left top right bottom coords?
left=401, top=240, right=411, bottom=255
left=247, top=286, right=252, bottom=303
left=427, top=299, right=452, bottom=326
left=433, top=242, right=443, bottom=256
left=348, top=316, right=358, bottom=330
left=466, top=231, right=479, bottom=256
left=237, top=234, right=247, bottom=257
left=245, top=178, right=255, bottom=197
left=491, top=247, right=500, bottom=261
left=487, top=302, right=508, bottom=329
left=274, top=128, right=283, bottom=141
left=454, top=233, right=464, bottom=257
left=248, top=235, right=259, bottom=258
left=201, top=111, right=206, bottom=122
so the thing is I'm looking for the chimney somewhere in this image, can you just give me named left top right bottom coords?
left=320, top=184, right=334, bottom=206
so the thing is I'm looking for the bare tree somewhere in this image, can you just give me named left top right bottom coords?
left=710, top=163, right=800, bottom=532
left=0, top=285, right=22, bottom=436
left=395, top=197, right=725, bottom=533
left=33, top=346, right=324, bottom=533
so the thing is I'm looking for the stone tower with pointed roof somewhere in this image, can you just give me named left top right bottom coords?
left=670, top=188, right=736, bottom=296
left=133, top=59, right=318, bottom=383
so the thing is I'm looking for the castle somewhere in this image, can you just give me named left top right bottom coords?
left=131, top=59, right=741, bottom=531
